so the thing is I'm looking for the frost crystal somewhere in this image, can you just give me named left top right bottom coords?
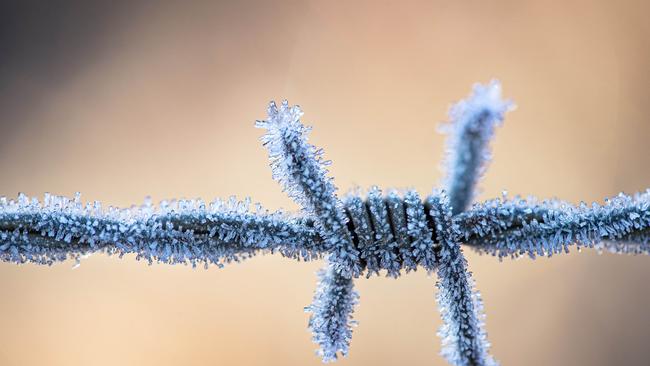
left=1, top=81, right=648, bottom=365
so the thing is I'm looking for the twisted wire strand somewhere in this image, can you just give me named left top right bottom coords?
left=462, top=190, right=650, bottom=258
left=2, top=191, right=649, bottom=269
left=0, top=193, right=322, bottom=267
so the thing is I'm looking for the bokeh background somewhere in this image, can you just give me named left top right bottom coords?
left=1, top=1, right=649, bottom=365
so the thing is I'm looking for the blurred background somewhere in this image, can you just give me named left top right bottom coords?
left=0, top=0, right=649, bottom=365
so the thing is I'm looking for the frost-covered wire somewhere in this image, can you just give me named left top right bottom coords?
left=404, top=190, right=438, bottom=272
left=305, top=265, right=359, bottom=362
left=441, top=80, right=513, bottom=215
left=0, top=193, right=322, bottom=267
left=256, top=100, right=360, bottom=361
left=462, top=191, right=650, bottom=258
left=256, top=100, right=361, bottom=277
left=430, top=193, right=496, bottom=366
left=3, top=191, right=645, bottom=270
left=1, top=81, right=649, bottom=366
left=436, top=82, right=506, bottom=365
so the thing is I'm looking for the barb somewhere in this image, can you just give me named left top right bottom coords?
left=256, top=100, right=361, bottom=277
left=441, top=80, right=513, bottom=215
left=430, top=193, right=496, bottom=366
left=436, top=81, right=507, bottom=365
left=1, top=81, right=649, bottom=366
left=257, top=100, right=359, bottom=361
left=305, top=265, right=359, bottom=362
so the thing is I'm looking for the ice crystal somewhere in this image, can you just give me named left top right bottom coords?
left=1, top=81, right=648, bottom=365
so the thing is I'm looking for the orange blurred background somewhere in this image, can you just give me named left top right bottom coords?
left=1, top=1, right=649, bottom=365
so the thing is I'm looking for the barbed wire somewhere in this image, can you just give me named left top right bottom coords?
left=1, top=81, right=648, bottom=366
